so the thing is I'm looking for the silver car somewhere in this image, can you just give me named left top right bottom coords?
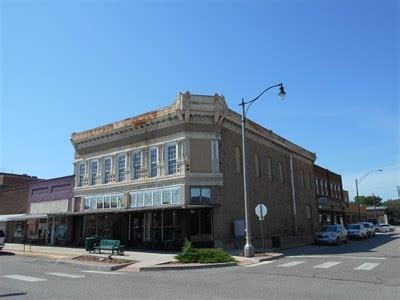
left=347, top=224, right=368, bottom=239
left=315, top=224, right=348, bottom=245
left=358, top=222, right=375, bottom=237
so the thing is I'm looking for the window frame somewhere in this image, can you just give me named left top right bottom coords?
left=117, top=153, right=126, bottom=182
left=103, top=156, right=112, bottom=184
left=149, top=147, right=158, bottom=178
left=78, top=162, right=86, bottom=187
left=132, top=150, right=142, bottom=180
left=91, top=160, right=98, bottom=185
left=165, top=142, right=177, bottom=175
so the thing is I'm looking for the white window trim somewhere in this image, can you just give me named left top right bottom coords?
left=103, top=156, right=112, bottom=184
left=132, top=150, right=142, bottom=180
left=117, top=153, right=127, bottom=182
left=148, top=147, right=158, bottom=178
left=90, top=160, right=99, bottom=185
left=165, top=142, right=178, bottom=175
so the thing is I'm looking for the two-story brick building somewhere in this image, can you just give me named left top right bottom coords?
left=314, top=165, right=346, bottom=226
left=70, top=92, right=319, bottom=250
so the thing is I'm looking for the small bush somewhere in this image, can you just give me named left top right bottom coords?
left=175, top=240, right=235, bottom=264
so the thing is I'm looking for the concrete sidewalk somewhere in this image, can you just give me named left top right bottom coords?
left=3, top=243, right=177, bottom=269
left=3, top=243, right=284, bottom=271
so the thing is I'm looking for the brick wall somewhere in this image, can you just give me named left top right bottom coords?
left=0, top=184, right=30, bottom=215
left=214, top=126, right=318, bottom=248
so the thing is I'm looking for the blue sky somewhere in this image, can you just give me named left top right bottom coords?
left=1, top=0, right=398, bottom=201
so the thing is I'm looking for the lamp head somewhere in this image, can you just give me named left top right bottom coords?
left=278, top=85, right=286, bottom=98
left=377, top=169, right=383, bottom=172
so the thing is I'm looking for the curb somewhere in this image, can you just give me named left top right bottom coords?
left=57, top=257, right=136, bottom=271
left=138, top=262, right=237, bottom=271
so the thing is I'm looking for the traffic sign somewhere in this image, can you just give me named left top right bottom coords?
left=255, top=203, right=268, bottom=220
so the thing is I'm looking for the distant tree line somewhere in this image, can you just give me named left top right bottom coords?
left=354, top=195, right=400, bottom=225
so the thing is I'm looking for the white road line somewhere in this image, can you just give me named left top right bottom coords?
left=243, top=261, right=275, bottom=268
left=3, top=275, right=47, bottom=282
left=313, top=262, right=342, bottom=269
left=277, top=261, right=306, bottom=267
left=286, top=255, right=387, bottom=260
left=81, top=270, right=124, bottom=275
left=46, top=272, right=86, bottom=278
left=354, top=263, right=380, bottom=270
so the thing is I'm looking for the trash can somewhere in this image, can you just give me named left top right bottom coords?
left=85, top=237, right=97, bottom=252
left=271, top=236, right=281, bottom=248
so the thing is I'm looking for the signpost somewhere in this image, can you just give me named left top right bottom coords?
left=255, top=203, right=268, bottom=254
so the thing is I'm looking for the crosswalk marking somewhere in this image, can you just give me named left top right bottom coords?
left=286, top=255, right=386, bottom=260
left=81, top=270, right=124, bottom=275
left=313, top=262, right=341, bottom=269
left=277, top=261, right=306, bottom=267
left=354, top=263, right=380, bottom=270
left=244, top=261, right=275, bottom=268
left=46, top=272, right=86, bottom=278
left=3, top=275, right=47, bottom=282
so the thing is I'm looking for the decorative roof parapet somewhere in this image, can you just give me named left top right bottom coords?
left=70, top=91, right=316, bottom=162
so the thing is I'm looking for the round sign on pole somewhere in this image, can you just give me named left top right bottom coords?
left=255, top=203, right=268, bottom=220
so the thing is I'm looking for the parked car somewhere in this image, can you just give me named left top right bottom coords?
left=0, top=230, right=5, bottom=251
left=375, top=223, right=396, bottom=233
left=315, top=224, right=348, bottom=245
left=358, top=222, right=376, bottom=237
left=347, top=224, right=368, bottom=239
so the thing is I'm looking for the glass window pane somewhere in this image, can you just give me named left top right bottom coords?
left=201, top=188, right=211, bottom=203
left=153, top=191, right=161, bottom=206
left=190, top=188, right=201, bottom=204
left=163, top=190, right=171, bottom=204
left=90, top=198, right=96, bottom=210
left=84, top=198, right=90, bottom=209
left=145, top=192, right=153, bottom=206
left=172, top=188, right=181, bottom=204
left=104, top=196, right=110, bottom=208
left=130, top=193, right=137, bottom=207
left=111, top=196, right=118, bottom=208
left=118, top=195, right=123, bottom=208
left=137, top=193, right=144, bottom=207
left=97, top=197, right=104, bottom=209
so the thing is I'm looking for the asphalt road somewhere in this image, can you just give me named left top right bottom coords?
left=1, top=231, right=399, bottom=299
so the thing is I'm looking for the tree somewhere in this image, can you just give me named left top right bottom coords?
left=354, top=195, right=382, bottom=206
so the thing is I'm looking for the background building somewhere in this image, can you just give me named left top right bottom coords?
left=0, top=173, right=39, bottom=242
left=314, top=165, right=346, bottom=226
left=70, top=92, right=318, bottom=250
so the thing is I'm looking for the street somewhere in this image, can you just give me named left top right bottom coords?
left=1, top=231, right=399, bottom=299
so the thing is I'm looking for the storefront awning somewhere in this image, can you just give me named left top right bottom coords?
left=0, top=214, right=26, bottom=222
left=8, top=214, right=48, bottom=221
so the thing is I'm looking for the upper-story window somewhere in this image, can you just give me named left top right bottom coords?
left=91, top=160, right=98, bottom=185
left=166, top=143, right=177, bottom=175
left=267, top=157, right=272, bottom=181
left=324, top=181, right=328, bottom=195
left=315, top=178, right=319, bottom=194
left=117, top=154, right=126, bottom=182
left=78, top=162, right=86, bottom=187
left=104, top=157, right=112, bottom=184
left=132, top=151, right=142, bottom=180
left=279, top=162, right=284, bottom=183
left=300, top=170, right=305, bottom=188
left=149, top=148, right=158, bottom=178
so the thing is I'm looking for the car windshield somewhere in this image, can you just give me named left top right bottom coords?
left=348, top=225, right=360, bottom=230
left=381, top=224, right=389, bottom=227
left=321, top=226, right=337, bottom=232
left=362, top=223, right=370, bottom=228
left=0, top=230, right=5, bottom=237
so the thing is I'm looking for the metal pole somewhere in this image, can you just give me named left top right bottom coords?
left=289, top=155, right=298, bottom=235
left=260, top=218, right=265, bottom=255
left=373, top=193, right=377, bottom=224
left=241, top=98, right=254, bottom=257
left=356, top=179, right=360, bottom=221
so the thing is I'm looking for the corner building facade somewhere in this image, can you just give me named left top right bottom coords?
left=71, top=92, right=318, bottom=250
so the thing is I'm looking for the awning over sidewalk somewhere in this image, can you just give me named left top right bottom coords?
left=8, top=214, right=48, bottom=221
left=0, top=214, right=26, bottom=222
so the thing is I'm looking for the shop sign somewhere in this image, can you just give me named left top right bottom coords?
left=318, top=197, right=328, bottom=205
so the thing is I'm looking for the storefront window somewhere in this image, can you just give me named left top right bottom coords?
left=104, top=196, right=111, bottom=208
left=130, top=186, right=182, bottom=208
left=111, top=196, right=118, bottom=208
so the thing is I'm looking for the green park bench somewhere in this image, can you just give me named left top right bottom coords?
left=93, top=239, right=124, bottom=256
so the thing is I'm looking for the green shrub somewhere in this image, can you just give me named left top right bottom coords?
left=175, top=240, right=235, bottom=264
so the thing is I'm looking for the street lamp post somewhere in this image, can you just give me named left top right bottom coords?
left=239, top=83, right=286, bottom=257
left=355, top=169, right=383, bottom=221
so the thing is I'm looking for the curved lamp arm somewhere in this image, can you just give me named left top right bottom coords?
left=357, top=169, right=383, bottom=184
left=240, top=83, right=285, bottom=117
